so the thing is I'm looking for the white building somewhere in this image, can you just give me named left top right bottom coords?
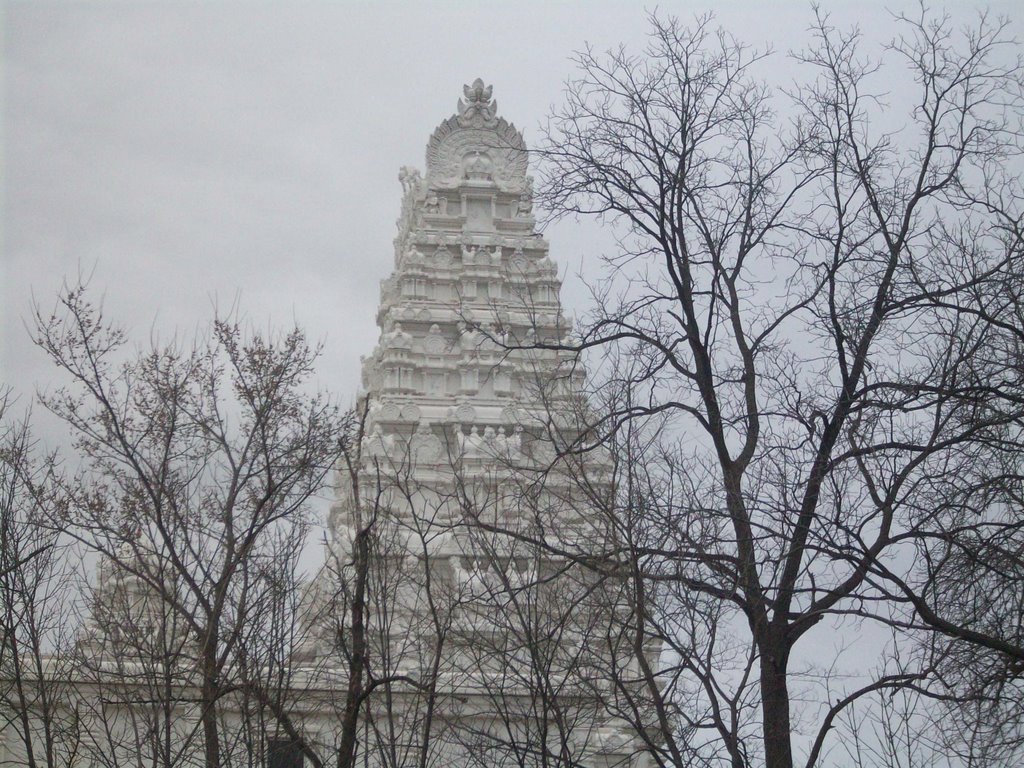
left=0, top=81, right=647, bottom=768
left=294, top=78, right=644, bottom=768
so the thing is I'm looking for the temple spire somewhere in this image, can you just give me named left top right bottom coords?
left=457, top=78, right=497, bottom=127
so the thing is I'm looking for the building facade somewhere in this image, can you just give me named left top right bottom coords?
left=0, top=81, right=646, bottom=768
left=295, top=78, right=642, bottom=767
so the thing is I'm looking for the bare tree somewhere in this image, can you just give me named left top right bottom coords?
left=73, top=544, right=208, bottom=768
left=287, top=391, right=625, bottom=768
left=31, top=283, right=343, bottom=768
left=0, top=395, right=82, bottom=768
left=236, top=399, right=471, bottom=768
left=525, top=8, right=1024, bottom=767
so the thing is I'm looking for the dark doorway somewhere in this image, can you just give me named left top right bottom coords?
left=266, top=738, right=304, bottom=768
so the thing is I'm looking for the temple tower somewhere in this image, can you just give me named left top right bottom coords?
left=341, top=77, right=574, bottom=495
left=310, top=80, right=640, bottom=768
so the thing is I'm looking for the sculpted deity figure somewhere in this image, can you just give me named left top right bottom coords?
left=424, top=194, right=449, bottom=215
left=463, top=424, right=482, bottom=455
left=510, top=424, right=524, bottom=452
left=405, top=243, right=425, bottom=262
left=398, top=165, right=422, bottom=196
left=459, top=323, right=481, bottom=351
left=494, top=426, right=510, bottom=453
left=517, top=175, right=535, bottom=217
left=387, top=322, right=413, bottom=349
left=463, top=150, right=494, bottom=181
left=517, top=193, right=533, bottom=217
left=363, top=423, right=395, bottom=456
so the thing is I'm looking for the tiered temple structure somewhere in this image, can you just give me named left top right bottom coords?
left=352, top=78, right=573, bottom=476
left=299, top=80, right=642, bottom=767
left=0, top=80, right=646, bottom=768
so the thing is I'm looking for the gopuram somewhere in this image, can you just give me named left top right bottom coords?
left=0, top=80, right=648, bottom=768
left=297, top=80, right=645, bottom=767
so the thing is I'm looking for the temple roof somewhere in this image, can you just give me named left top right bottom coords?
left=425, top=79, right=529, bottom=193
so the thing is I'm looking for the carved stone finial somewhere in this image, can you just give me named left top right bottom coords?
left=457, top=78, right=497, bottom=128
left=426, top=80, right=528, bottom=192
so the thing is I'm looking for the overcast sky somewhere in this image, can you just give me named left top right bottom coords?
left=3, top=0, right=1019, bottom=451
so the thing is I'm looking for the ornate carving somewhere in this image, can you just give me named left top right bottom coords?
left=425, top=81, right=528, bottom=192
left=385, top=322, right=413, bottom=350
left=396, top=166, right=424, bottom=240
left=455, top=422, right=523, bottom=460
left=462, top=151, right=494, bottom=181
left=433, top=244, right=452, bottom=267
left=399, top=166, right=422, bottom=195
left=457, top=78, right=497, bottom=128
left=379, top=402, right=402, bottom=422
left=517, top=175, right=535, bottom=217
left=404, top=243, right=425, bottom=263
left=425, top=324, right=447, bottom=355
left=411, top=421, right=442, bottom=463
left=424, top=194, right=450, bottom=216
left=459, top=323, right=482, bottom=351
left=370, top=84, right=574, bottom=476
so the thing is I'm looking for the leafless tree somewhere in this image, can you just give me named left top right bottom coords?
left=233, top=399, right=471, bottom=768
left=289, top=390, right=626, bottom=768
left=519, top=7, right=1024, bottom=767
left=73, top=545, right=207, bottom=768
left=12, top=285, right=595, bottom=768
left=0, top=395, right=82, bottom=768
left=31, top=283, right=343, bottom=768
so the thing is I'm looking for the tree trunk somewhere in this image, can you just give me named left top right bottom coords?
left=200, top=639, right=221, bottom=768
left=760, top=637, right=793, bottom=768
left=337, top=521, right=370, bottom=768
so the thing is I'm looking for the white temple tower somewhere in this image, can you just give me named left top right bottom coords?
left=301, top=80, right=642, bottom=768
left=349, top=77, right=571, bottom=475
left=0, top=80, right=646, bottom=768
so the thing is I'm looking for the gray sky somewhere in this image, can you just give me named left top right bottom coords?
left=3, top=0, right=1018, bottom=451
left=5, top=3, right=1022, bottom=716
